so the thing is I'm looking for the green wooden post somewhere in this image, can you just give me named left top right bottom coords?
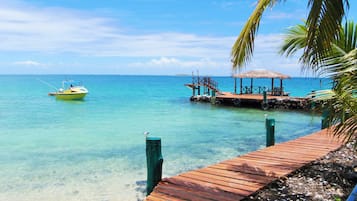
left=321, top=110, right=329, bottom=129
left=265, top=118, right=275, bottom=147
left=146, top=136, right=163, bottom=195
left=261, top=91, right=269, bottom=110
left=263, top=91, right=267, bottom=104
left=321, top=117, right=328, bottom=129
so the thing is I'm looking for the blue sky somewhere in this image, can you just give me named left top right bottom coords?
left=0, top=0, right=355, bottom=76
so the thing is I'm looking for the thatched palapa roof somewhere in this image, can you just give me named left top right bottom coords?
left=233, top=69, right=290, bottom=79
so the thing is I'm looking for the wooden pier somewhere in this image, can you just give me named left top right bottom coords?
left=184, top=73, right=312, bottom=110
left=214, top=92, right=311, bottom=110
left=146, top=129, right=342, bottom=201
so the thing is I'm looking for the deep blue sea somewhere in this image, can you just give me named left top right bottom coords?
left=0, top=75, right=330, bottom=201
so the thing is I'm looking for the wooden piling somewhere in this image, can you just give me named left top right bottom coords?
left=266, top=118, right=275, bottom=147
left=146, top=136, right=163, bottom=195
left=321, top=110, right=329, bottom=129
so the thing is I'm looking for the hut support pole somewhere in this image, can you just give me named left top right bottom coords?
left=280, top=79, right=283, bottom=95
left=240, top=78, right=243, bottom=94
left=271, top=78, right=274, bottom=94
left=234, top=77, right=237, bottom=94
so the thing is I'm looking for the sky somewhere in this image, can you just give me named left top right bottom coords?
left=0, top=0, right=355, bottom=76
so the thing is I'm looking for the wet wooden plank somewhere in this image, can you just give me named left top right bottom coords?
left=211, top=163, right=282, bottom=178
left=178, top=174, right=253, bottom=197
left=187, top=170, right=264, bottom=189
left=155, top=183, right=216, bottom=201
left=179, top=171, right=259, bottom=193
left=148, top=191, right=183, bottom=201
left=232, top=156, right=302, bottom=166
left=222, top=158, right=300, bottom=172
left=198, top=167, right=275, bottom=184
left=220, top=160, right=294, bottom=175
left=272, top=142, right=339, bottom=151
left=158, top=182, right=237, bottom=201
left=164, top=176, right=244, bottom=200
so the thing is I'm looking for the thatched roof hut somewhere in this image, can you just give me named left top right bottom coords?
left=232, top=69, right=290, bottom=95
left=233, top=69, right=290, bottom=79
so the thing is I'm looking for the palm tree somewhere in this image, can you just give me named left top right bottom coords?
left=280, top=21, right=356, bottom=145
left=231, top=0, right=355, bottom=145
left=231, top=0, right=349, bottom=69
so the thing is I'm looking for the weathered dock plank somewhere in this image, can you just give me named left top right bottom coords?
left=146, top=129, right=343, bottom=201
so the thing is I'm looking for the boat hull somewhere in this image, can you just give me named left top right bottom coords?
left=50, top=92, right=87, bottom=100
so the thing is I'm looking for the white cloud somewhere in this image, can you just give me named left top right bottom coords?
left=265, top=9, right=307, bottom=21
left=266, top=12, right=294, bottom=20
left=13, top=60, right=43, bottom=66
left=0, top=1, right=304, bottom=76
left=130, top=57, right=225, bottom=68
left=0, top=3, right=233, bottom=58
left=148, top=57, right=180, bottom=66
left=98, top=32, right=302, bottom=75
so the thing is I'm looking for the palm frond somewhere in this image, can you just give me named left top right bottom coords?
left=303, top=0, right=349, bottom=71
left=231, top=0, right=283, bottom=69
left=280, top=24, right=307, bottom=57
left=281, top=18, right=356, bottom=147
left=309, top=89, right=335, bottom=100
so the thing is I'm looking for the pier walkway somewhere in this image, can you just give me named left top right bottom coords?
left=146, top=129, right=343, bottom=201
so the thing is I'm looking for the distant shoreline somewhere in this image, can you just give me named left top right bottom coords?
left=0, top=74, right=331, bottom=79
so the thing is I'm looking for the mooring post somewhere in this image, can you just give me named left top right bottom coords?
left=321, top=117, right=328, bottom=129
left=146, top=136, right=163, bottom=195
left=265, top=118, right=275, bottom=147
left=263, top=91, right=267, bottom=104
left=321, top=110, right=329, bottom=129
left=261, top=90, right=269, bottom=110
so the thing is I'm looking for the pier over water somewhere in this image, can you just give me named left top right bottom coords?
left=185, top=70, right=313, bottom=110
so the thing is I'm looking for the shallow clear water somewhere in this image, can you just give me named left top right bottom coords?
left=0, top=75, right=328, bottom=201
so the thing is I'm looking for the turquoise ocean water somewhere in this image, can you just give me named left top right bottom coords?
left=0, top=75, right=330, bottom=201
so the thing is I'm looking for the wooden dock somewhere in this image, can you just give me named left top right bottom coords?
left=212, top=92, right=310, bottom=110
left=146, top=129, right=343, bottom=201
left=184, top=74, right=313, bottom=110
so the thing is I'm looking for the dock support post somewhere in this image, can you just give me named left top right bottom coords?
left=261, top=91, right=269, bottom=110
left=263, top=91, right=267, bottom=104
left=146, top=136, right=163, bottom=195
left=321, top=110, right=329, bottom=129
left=265, top=118, right=275, bottom=147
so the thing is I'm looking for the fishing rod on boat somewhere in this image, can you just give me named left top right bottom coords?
left=36, top=78, right=58, bottom=91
